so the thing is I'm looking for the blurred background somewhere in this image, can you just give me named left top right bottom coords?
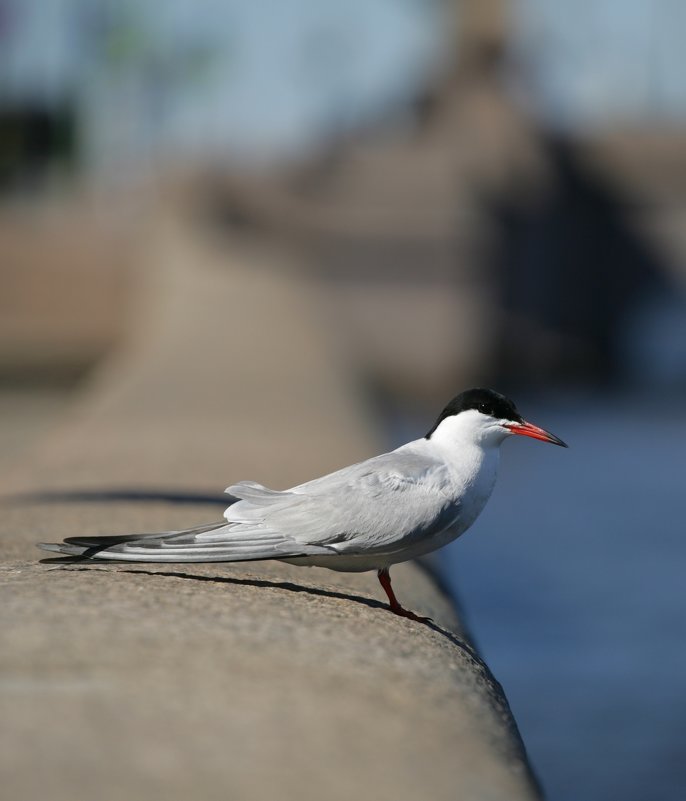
left=1, top=1, right=685, bottom=799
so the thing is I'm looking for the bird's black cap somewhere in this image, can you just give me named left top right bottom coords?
left=425, top=388, right=523, bottom=439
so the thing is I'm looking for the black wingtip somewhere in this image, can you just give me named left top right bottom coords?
left=63, top=534, right=146, bottom=547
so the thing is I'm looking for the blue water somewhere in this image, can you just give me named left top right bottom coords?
left=397, top=393, right=686, bottom=801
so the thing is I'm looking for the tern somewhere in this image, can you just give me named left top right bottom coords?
left=39, top=388, right=567, bottom=622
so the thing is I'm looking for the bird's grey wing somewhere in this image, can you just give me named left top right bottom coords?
left=38, top=512, right=336, bottom=563
left=217, top=450, right=459, bottom=556
left=39, top=451, right=457, bottom=563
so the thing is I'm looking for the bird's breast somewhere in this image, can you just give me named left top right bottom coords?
left=444, top=446, right=500, bottom=535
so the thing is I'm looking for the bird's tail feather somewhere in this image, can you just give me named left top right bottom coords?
left=38, top=520, right=332, bottom=563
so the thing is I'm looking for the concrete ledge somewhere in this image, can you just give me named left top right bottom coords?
left=0, top=205, right=541, bottom=801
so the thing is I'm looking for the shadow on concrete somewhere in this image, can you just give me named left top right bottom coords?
left=39, top=563, right=480, bottom=658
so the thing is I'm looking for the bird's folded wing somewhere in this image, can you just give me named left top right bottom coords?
left=216, top=451, right=459, bottom=555
left=39, top=519, right=337, bottom=562
left=39, top=450, right=458, bottom=562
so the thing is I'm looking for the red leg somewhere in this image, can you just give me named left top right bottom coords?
left=377, top=568, right=432, bottom=624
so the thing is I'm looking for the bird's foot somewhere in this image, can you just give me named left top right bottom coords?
left=388, top=603, right=433, bottom=625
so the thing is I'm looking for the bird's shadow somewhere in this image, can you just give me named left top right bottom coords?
left=46, top=562, right=481, bottom=662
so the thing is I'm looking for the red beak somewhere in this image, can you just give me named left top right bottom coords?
left=505, top=420, right=568, bottom=448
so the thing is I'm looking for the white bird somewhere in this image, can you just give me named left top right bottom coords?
left=39, top=388, right=567, bottom=622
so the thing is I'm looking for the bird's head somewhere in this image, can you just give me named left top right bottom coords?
left=425, top=388, right=568, bottom=449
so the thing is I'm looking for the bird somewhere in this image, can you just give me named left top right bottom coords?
left=39, top=388, right=567, bottom=622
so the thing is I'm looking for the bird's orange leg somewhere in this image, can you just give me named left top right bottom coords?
left=377, top=568, right=432, bottom=623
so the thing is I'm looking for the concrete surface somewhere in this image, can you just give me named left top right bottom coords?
left=0, top=203, right=541, bottom=801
